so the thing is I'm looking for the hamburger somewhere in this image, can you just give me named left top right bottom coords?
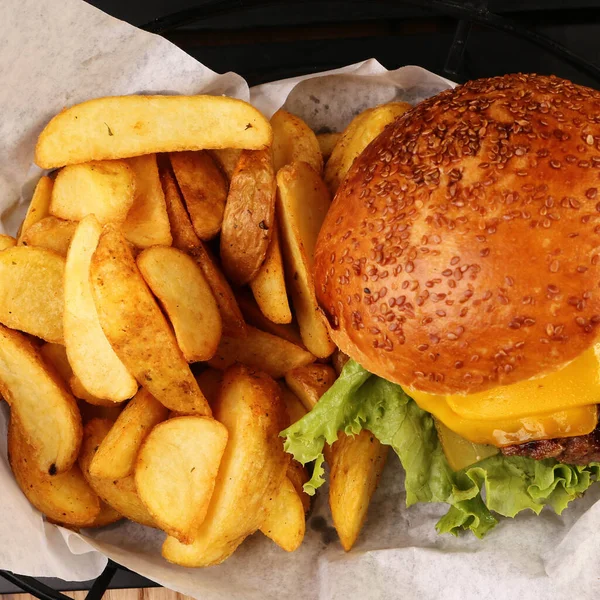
left=283, top=73, right=600, bottom=537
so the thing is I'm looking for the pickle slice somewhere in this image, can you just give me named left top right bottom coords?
left=435, top=419, right=498, bottom=472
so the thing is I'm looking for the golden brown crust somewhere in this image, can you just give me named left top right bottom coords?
left=315, top=73, right=600, bottom=395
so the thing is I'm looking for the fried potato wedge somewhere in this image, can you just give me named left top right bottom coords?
left=0, top=246, right=64, bottom=343
left=259, top=476, right=305, bottom=552
left=329, top=430, right=389, bottom=551
left=276, top=163, right=334, bottom=357
left=271, top=109, right=323, bottom=174
left=250, top=217, right=292, bottom=324
left=65, top=216, right=138, bottom=402
left=122, top=154, right=172, bottom=248
left=284, top=364, right=337, bottom=411
left=78, top=401, right=124, bottom=424
left=36, top=95, right=273, bottom=169
left=209, top=148, right=241, bottom=181
left=90, top=388, right=168, bottom=480
left=70, top=375, right=123, bottom=407
left=79, top=419, right=156, bottom=528
left=162, top=365, right=288, bottom=567
left=0, top=325, right=81, bottom=474
left=324, top=101, right=411, bottom=195
left=237, top=290, right=302, bottom=345
left=39, top=344, right=117, bottom=408
left=39, top=343, right=72, bottom=383
left=280, top=384, right=308, bottom=425
left=0, top=235, right=17, bottom=251
left=195, top=368, right=224, bottom=408
left=9, top=418, right=100, bottom=527
left=220, top=148, right=276, bottom=285
left=316, top=132, right=341, bottom=161
left=136, top=416, right=228, bottom=543
left=170, top=151, right=227, bottom=240
left=161, top=165, right=246, bottom=338
left=208, top=325, right=315, bottom=378
left=18, top=176, right=53, bottom=243
left=20, top=217, right=76, bottom=256
left=87, top=503, right=123, bottom=528
left=51, top=160, right=136, bottom=225
left=286, top=459, right=311, bottom=514
left=137, top=246, right=222, bottom=362
left=90, top=225, right=210, bottom=415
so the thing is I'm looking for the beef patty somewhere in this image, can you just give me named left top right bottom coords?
left=502, top=418, right=600, bottom=465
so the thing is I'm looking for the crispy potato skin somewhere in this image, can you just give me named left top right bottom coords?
left=90, top=225, right=211, bottom=415
left=160, top=164, right=247, bottom=338
left=220, top=148, right=277, bottom=285
left=170, top=151, right=227, bottom=240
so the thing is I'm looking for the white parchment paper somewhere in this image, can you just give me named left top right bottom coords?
left=1, top=1, right=599, bottom=598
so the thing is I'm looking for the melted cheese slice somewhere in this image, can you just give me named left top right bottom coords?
left=408, top=346, right=599, bottom=446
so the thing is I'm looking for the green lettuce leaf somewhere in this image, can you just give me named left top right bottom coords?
left=281, top=359, right=600, bottom=537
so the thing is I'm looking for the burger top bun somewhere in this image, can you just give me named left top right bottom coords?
left=315, top=73, right=600, bottom=396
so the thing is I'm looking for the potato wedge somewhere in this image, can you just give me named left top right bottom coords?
left=170, top=151, right=227, bottom=240
left=161, top=165, right=246, bottom=338
left=38, top=344, right=116, bottom=408
left=0, top=246, right=64, bottom=343
left=20, top=217, right=76, bottom=256
left=90, top=225, right=210, bottom=415
left=324, top=101, right=411, bottom=195
left=78, top=401, right=123, bottom=424
left=280, top=384, right=308, bottom=425
left=136, top=416, right=228, bottom=543
left=209, top=148, right=241, bottom=181
left=39, top=343, right=72, bottom=383
left=236, top=290, right=302, bottom=346
left=250, top=216, right=292, bottom=324
left=286, top=460, right=310, bottom=514
left=284, top=364, right=337, bottom=411
left=36, top=95, right=273, bottom=169
left=317, top=132, right=341, bottom=161
left=65, top=216, right=138, bottom=402
left=87, top=503, right=123, bottom=528
left=162, top=365, right=288, bottom=567
left=90, top=388, right=168, bottom=480
left=259, top=476, right=305, bottom=552
left=209, top=325, right=315, bottom=379
left=69, top=375, right=123, bottom=407
left=220, top=148, right=276, bottom=285
left=18, top=176, right=53, bottom=243
left=277, top=162, right=334, bottom=358
left=79, top=419, right=156, bottom=528
left=329, top=430, right=389, bottom=551
left=51, top=160, right=136, bottom=225
left=195, top=368, right=223, bottom=407
left=0, top=325, right=81, bottom=474
left=271, top=109, right=323, bottom=173
left=122, top=154, right=172, bottom=248
left=137, top=246, right=222, bottom=362
left=9, top=417, right=100, bottom=527
left=0, top=235, right=17, bottom=251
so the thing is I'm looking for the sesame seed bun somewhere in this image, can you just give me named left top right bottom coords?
left=314, top=74, right=600, bottom=395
